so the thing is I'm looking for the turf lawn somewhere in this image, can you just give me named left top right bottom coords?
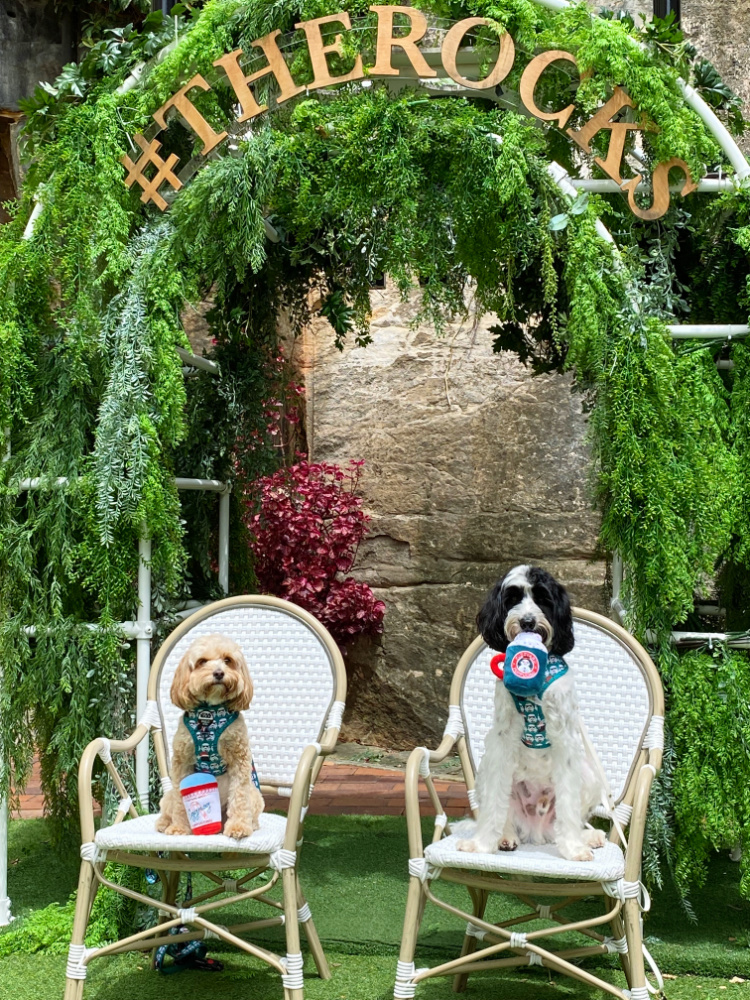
left=1, top=814, right=748, bottom=999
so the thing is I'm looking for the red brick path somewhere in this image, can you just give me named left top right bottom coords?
left=15, top=759, right=471, bottom=820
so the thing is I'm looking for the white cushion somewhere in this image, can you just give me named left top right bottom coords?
left=95, top=811, right=287, bottom=855
left=424, top=832, right=625, bottom=882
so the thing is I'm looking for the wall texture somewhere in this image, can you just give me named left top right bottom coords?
left=0, top=2, right=73, bottom=112
left=297, top=287, right=609, bottom=745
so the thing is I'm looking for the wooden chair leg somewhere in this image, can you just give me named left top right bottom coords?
left=282, top=867, right=305, bottom=1000
left=151, top=870, right=180, bottom=967
left=296, top=875, right=330, bottom=979
left=452, top=887, right=488, bottom=993
left=394, top=876, right=427, bottom=1000
left=608, top=904, right=632, bottom=983
left=622, top=898, right=649, bottom=999
left=63, top=861, right=98, bottom=1000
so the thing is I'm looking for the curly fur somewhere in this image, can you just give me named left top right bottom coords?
left=460, top=566, right=605, bottom=861
left=156, top=634, right=264, bottom=839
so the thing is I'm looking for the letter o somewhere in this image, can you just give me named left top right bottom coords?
left=441, top=18, right=515, bottom=91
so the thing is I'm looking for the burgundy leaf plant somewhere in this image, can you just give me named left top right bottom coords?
left=244, top=459, right=386, bottom=645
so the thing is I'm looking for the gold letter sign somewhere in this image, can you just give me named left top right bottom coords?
left=214, top=30, right=304, bottom=121
left=122, top=8, right=697, bottom=222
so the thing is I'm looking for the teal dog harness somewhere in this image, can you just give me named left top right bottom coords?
left=184, top=704, right=239, bottom=776
left=510, top=654, right=569, bottom=748
left=490, top=650, right=569, bottom=750
left=184, top=704, right=262, bottom=788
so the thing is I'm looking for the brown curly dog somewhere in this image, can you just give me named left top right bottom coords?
left=155, top=634, right=264, bottom=839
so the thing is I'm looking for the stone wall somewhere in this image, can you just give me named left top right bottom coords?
left=296, top=287, right=609, bottom=746
left=681, top=1, right=750, bottom=122
left=0, top=2, right=73, bottom=112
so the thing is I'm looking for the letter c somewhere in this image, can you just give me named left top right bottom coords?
left=520, top=50, right=578, bottom=129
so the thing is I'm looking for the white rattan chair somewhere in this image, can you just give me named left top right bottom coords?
left=64, top=595, right=347, bottom=1000
left=394, top=608, right=665, bottom=1000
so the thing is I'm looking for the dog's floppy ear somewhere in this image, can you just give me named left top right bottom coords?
left=170, top=648, right=196, bottom=710
left=227, top=645, right=253, bottom=713
left=477, top=581, right=510, bottom=652
left=548, top=576, right=575, bottom=657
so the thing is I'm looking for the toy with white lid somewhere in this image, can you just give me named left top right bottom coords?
left=180, top=773, right=222, bottom=835
left=490, top=631, right=549, bottom=698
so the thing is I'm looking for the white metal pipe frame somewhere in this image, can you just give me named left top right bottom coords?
left=1, top=0, right=749, bottom=926
left=1, top=475, right=230, bottom=924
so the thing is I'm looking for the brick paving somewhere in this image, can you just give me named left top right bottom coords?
left=15, top=758, right=471, bottom=820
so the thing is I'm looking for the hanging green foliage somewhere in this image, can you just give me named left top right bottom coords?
left=667, top=646, right=750, bottom=897
left=2, top=0, right=750, bottom=908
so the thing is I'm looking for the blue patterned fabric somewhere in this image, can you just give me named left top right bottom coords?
left=510, top=655, right=569, bottom=749
left=184, top=704, right=239, bottom=776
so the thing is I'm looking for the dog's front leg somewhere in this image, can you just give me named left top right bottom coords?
left=156, top=723, right=194, bottom=835
left=220, top=725, right=264, bottom=840
left=545, top=685, right=592, bottom=861
left=458, top=686, right=521, bottom=854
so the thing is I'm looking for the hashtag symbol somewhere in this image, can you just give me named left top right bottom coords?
left=121, top=134, right=183, bottom=211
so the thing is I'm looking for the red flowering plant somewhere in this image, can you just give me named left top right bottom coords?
left=244, top=459, right=386, bottom=645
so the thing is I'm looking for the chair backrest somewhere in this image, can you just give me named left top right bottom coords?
left=453, top=608, right=663, bottom=802
left=148, top=596, right=347, bottom=789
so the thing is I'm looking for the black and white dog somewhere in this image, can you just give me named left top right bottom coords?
left=458, top=565, right=605, bottom=861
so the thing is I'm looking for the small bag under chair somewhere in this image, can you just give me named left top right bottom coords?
left=64, top=595, right=347, bottom=1000
left=393, top=607, right=665, bottom=1000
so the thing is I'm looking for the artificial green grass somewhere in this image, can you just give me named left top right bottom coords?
left=1, top=954, right=748, bottom=1000
left=2, top=814, right=749, bottom=999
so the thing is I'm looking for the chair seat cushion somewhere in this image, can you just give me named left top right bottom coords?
left=95, top=810, right=287, bottom=855
left=424, top=830, right=625, bottom=882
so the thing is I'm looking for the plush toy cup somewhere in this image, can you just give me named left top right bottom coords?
left=180, top=773, right=222, bottom=835
left=492, top=631, right=548, bottom=698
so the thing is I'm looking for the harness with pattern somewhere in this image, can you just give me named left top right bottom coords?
left=184, top=703, right=261, bottom=788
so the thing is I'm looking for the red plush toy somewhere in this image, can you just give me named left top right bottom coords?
left=490, top=652, right=505, bottom=680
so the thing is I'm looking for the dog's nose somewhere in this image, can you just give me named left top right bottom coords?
left=213, top=669, right=225, bottom=682
left=519, top=615, right=536, bottom=631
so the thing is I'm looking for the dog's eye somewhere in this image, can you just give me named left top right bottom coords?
left=196, top=658, right=206, bottom=668
left=531, top=586, right=552, bottom=610
left=504, top=586, right=523, bottom=606
left=223, top=656, right=232, bottom=666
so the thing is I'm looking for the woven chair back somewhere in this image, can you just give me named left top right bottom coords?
left=148, top=596, right=345, bottom=789
left=455, top=608, right=660, bottom=802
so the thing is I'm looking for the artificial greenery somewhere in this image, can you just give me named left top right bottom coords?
left=2, top=0, right=750, bottom=905
left=0, top=863, right=147, bottom=958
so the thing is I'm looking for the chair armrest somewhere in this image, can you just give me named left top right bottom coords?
left=77, top=725, right=150, bottom=843
left=624, top=763, right=657, bottom=882
left=404, top=735, right=457, bottom=859
left=282, top=742, right=323, bottom=851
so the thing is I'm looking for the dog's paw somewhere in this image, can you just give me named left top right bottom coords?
left=457, top=837, right=501, bottom=854
left=498, top=835, right=519, bottom=852
left=155, top=814, right=170, bottom=833
left=223, top=818, right=253, bottom=840
left=559, top=842, right=594, bottom=862
left=572, top=847, right=594, bottom=861
left=163, top=822, right=191, bottom=836
left=584, top=828, right=607, bottom=849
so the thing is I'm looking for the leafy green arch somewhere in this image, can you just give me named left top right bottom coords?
left=2, top=0, right=750, bottom=898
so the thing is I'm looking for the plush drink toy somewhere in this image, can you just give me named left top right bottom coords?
left=493, top=631, right=549, bottom=697
left=180, top=773, right=222, bottom=835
